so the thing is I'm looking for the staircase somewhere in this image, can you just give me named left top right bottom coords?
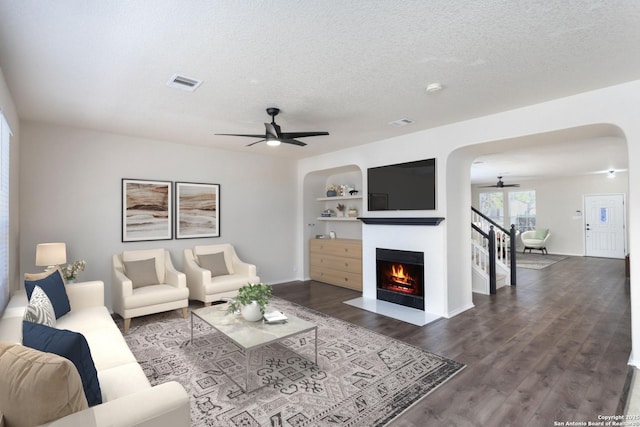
left=471, top=207, right=517, bottom=295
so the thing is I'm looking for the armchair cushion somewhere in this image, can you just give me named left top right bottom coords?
left=122, top=248, right=166, bottom=283
left=123, top=258, right=159, bottom=288
left=24, top=268, right=71, bottom=319
left=533, top=228, right=549, bottom=240
left=0, top=341, right=88, bottom=426
left=23, top=285, right=57, bottom=327
left=23, top=321, right=103, bottom=407
left=197, top=252, right=230, bottom=277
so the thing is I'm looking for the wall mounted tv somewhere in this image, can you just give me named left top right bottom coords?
left=367, top=158, right=436, bottom=211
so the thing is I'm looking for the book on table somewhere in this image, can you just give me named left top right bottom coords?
left=263, top=310, right=288, bottom=323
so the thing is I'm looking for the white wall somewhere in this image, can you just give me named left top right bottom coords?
left=19, top=121, right=298, bottom=309
left=472, top=173, right=630, bottom=256
left=296, top=79, right=640, bottom=364
left=0, top=68, right=20, bottom=310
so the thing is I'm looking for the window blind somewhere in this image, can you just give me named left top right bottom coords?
left=0, top=112, right=11, bottom=313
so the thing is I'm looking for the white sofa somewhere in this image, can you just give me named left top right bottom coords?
left=183, top=244, right=260, bottom=306
left=0, top=280, right=190, bottom=427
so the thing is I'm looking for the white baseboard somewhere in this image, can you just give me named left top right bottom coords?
left=446, top=302, right=475, bottom=318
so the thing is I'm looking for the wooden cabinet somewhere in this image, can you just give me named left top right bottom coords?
left=309, top=238, right=362, bottom=290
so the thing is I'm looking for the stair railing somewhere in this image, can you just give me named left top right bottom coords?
left=471, top=207, right=517, bottom=289
left=472, top=223, right=497, bottom=293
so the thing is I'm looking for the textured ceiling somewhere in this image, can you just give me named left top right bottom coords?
left=0, top=1, right=637, bottom=178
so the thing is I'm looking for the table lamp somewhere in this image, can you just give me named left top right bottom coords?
left=35, top=242, right=67, bottom=271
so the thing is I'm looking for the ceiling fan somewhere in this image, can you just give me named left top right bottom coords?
left=479, top=176, right=521, bottom=188
left=216, top=107, right=329, bottom=147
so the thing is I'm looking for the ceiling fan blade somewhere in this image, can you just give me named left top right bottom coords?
left=280, top=139, right=307, bottom=147
left=265, top=123, right=279, bottom=138
left=281, top=131, right=329, bottom=139
left=478, top=185, right=499, bottom=188
left=246, top=139, right=265, bottom=147
left=502, top=184, right=521, bottom=187
left=216, top=133, right=266, bottom=138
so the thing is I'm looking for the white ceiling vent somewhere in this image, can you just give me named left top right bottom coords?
left=166, top=74, right=203, bottom=91
left=388, top=118, right=414, bottom=127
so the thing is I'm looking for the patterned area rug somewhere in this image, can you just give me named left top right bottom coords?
left=118, top=297, right=464, bottom=427
left=516, top=252, right=568, bottom=269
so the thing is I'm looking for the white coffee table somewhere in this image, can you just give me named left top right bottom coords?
left=190, top=304, right=318, bottom=393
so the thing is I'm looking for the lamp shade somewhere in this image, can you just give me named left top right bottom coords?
left=35, top=243, right=67, bottom=267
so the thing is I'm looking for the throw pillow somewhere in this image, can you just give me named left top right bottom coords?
left=197, top=252, right=230, bottom=277
left=24, top=268, right=71, bottom=318
left=123, top=257, right=159, bottom=288
left=23, top=285, right=56, bottom=327
left=533, top=228, right=549, bottom=240
left=23, top=321, right=103, bottom=407
left=0, top=341, right=88, bottom=426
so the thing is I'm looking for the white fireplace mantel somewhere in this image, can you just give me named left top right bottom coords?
left=345, top=219, right=446, bottom=326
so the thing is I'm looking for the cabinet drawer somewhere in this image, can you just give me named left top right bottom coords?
left=310, top=254, right=362, bottom=274
left=309, top=266, right=362, bottom=291
left=309, top=239, right=362, bottom=258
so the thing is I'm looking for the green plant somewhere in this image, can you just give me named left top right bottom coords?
left=228, top=282, right=272, bottom=315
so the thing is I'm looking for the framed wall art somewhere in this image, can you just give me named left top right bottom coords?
left=122, top=179, right=172, bottom=242
left=175, top=182, right=220, bottom=239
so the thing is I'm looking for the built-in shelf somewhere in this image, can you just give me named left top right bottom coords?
left=317, top=217, right=360, bottom=222
left=316, top=195, right=362, bottom=202
left=358, top=217, right=445, bottom=226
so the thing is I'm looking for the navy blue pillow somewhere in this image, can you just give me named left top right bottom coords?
left=25, top=269, right=71, bottom=318
left=22, top=321, right=102, bottom=407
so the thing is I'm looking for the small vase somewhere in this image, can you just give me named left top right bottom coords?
left=241, top=301, right=263, bottom=322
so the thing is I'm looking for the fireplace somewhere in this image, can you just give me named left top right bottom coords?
left=376, top=248, right=424, bottom=311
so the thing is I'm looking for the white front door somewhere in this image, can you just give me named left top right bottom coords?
left=584, top=194, right=626, bottom=259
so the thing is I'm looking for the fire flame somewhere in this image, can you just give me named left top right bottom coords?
left=390, top=263, right=414, bottom=286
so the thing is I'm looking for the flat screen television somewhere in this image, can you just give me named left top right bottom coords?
left=367, top=158, right=436, bottom=211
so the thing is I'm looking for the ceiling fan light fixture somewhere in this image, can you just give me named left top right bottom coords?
left=266, top=138, right=281, bottom=147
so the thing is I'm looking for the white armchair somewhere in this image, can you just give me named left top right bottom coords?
left=112, top=249, right=189, bottom=332
left=521, top=229, right=551, bottom=255
left=183, top=244, right=260, bottom=306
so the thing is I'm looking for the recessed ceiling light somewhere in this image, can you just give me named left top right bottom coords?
left=389, top=118, right=414, bottom=127
left=166, top=73, right=203, bottom=92
left=426, top=82, right=443, bottom=93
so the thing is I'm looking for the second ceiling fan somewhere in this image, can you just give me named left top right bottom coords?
left=216, top=107, right=329, bottom=147
left=479, top=176, right=521, bottom=188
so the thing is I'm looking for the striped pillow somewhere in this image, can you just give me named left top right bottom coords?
left=23, top=285, right=56, bottom=327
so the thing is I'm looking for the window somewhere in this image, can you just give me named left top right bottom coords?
left=479, top=189, right=536, bottom=232
left=508, top=190, right=536, bottom=232
left=0, top=112, right=10, bottom=313
left=479, top=191, right=504, bottom=225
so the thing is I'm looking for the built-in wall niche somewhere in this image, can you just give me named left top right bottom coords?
left=303, top=165, right=363, bottom=242
left=317, top=169, right=362, bottom=239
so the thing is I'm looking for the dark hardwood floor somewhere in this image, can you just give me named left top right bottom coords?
left=271, top=256, right=631, bottom=426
